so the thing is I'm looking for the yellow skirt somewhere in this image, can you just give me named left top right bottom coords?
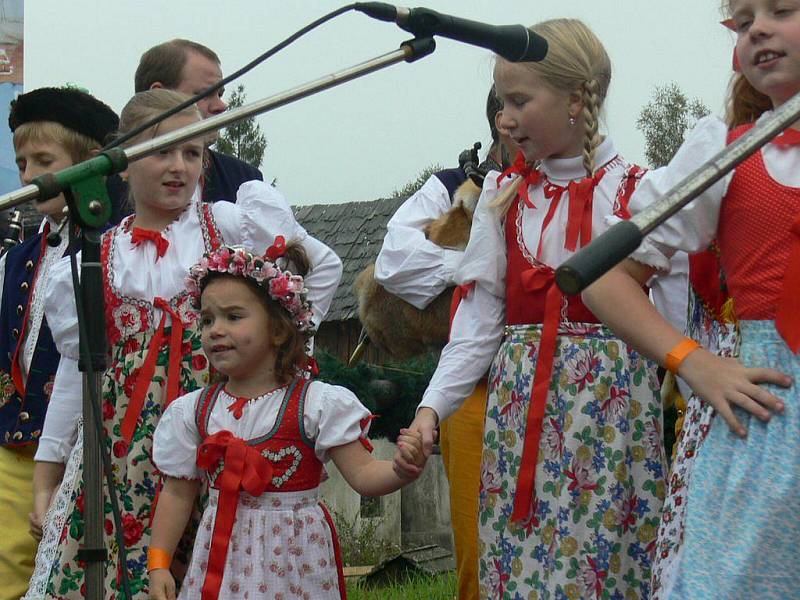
left=0, top=444, right=37, bottom=600
left=439, top=380, right=487, bottom=600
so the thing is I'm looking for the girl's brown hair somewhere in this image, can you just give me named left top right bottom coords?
left=201, top=243, right=312, bottom=384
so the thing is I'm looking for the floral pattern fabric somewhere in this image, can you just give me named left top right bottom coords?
left=649, top=290, right=738, bottom=600
left=43, top=326, right=209, bottom=599
left=478, top=323, right=665, bottom=600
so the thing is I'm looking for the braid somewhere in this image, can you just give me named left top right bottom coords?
left=581, top=79, right=602, bottom=177
left=489, top=174, right=525, bottom=216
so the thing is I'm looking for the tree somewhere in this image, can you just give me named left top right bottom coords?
left=215, top=84, right=267, bottom=169
left=392, top=163, right=441, bottom=198
left=636, top=83, right=710, bottom=168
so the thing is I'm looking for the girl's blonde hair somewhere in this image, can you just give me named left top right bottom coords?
left=117, top=89, right=203, bottom=206
left=491, top=19, right=611, bottom=215
left=118, top=89, right=202, bottom=143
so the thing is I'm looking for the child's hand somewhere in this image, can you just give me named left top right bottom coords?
left=149, top=569, right=176, bottom=600
left=408, top=407, right=439, bottom=458
left=680, top=349, right=791, bottom=436
left=28, top=511, right=43, bottom=541
left=393, top=428, right=426, bottom=481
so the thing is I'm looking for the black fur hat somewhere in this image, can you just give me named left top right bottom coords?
left=8, top=87, right=119, bottom=146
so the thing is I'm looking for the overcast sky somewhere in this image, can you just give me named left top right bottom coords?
left=26, top=1, right=735, bottom=205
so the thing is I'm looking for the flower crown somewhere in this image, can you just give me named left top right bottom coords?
left=186, top=238, right=315, bottom=335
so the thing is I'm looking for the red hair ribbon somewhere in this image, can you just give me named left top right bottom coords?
left=131, top=228, right=169, bottom=260
left=498, top=151, right=542, bottom=209
left=265, top=235, right=286, bottom=261
left=196, top=431, right=274, bottom=600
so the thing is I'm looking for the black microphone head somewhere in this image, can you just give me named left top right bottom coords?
left=495, top=25, right=548, bottom=62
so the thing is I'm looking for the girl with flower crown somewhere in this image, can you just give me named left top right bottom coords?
left=148, top=243, right=425, bottom=600
left=24, top=89, right=342, bottom=600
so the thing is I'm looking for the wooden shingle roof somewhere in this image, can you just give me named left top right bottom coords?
left=294, top=196, right=405, bottom=323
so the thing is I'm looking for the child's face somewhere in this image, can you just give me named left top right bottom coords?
left=493, top=59, right=583, bottom=162
left=730, top=0, right=800, bottom=106
left=125, top=113, right=204, bottom=223
left=200, top=277, right=278, bottom=382
left=15, top=138, right=72, bottom=219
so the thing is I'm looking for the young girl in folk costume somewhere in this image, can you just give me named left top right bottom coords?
left=374, top=86, right=512, bottom=600
left=26, top=89, right=342, bottom=599
left=403, top=19, right=665, bottom=599
left=148, top=243, right=424, bottom=600
left=584, top=1, right=798, bottom=597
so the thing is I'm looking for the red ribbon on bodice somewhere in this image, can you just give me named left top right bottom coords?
left=498, top=152, right=542, bottom=209
left=776, top=215, right=800, bottom=353
left=511, top=267, right=563, bottom=523
left=130, top=227, right=169, bottom=260
left=196, top=431, right=274, bottom=600
left=119, top=297, right=186, bottom=444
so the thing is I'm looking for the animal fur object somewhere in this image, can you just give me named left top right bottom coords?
left=352, top=178, right=481, bottom=362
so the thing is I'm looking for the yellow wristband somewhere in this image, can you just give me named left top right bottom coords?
left=147, top=547, right=172, bottom=572
left=665, top=338, right=701, bottom=374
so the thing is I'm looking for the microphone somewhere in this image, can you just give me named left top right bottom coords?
left=355, top=3, right=548, bottom=62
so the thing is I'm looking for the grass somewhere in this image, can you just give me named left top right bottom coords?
left=346, top=571, right=457, bottom=599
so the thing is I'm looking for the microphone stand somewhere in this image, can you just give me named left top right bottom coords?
left=555, top=90, right=800, bottom=296
left=0, top=36, right=435, bottom=600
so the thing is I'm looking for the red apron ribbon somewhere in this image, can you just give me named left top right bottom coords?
left=119, top=297, right=185, bottom=445
left=498, top=151, right=541, bottom=209
left=197, top=431, right=274, bottom=600
left=512, top=268, right=563, bottom=523
left=130, top=227, right=169, bottom=260
left=776, top=215, right=800, bottom=353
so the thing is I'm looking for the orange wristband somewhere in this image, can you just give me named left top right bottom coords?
left=665, top=338, right=701, bottom=374
left=147, top=547, right=172, bottom=572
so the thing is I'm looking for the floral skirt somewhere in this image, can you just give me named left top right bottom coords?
left=668, top=321, right=800, bottom=599
left=180, top=487, right=344, bottom=600
left=650, top=292, right=738, bottom=600
left=478, top=323, right=665, bottom=600
left=26, top=327, right=208, bottom=599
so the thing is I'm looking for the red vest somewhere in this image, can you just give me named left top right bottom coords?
left=718, top=125, right=800, bottom=320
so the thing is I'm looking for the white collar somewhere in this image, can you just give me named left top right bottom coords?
left=540, top=137, right=617, bottom=183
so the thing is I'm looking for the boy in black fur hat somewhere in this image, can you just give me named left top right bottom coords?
left=0, top=86, right=118, bottom=600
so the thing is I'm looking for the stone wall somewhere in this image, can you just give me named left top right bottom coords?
left=320, top=439, right=454, bottom=553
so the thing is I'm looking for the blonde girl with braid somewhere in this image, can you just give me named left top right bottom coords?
left=399, top=18, right=666, bottom=599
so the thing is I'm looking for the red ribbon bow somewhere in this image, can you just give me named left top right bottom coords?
left=565, top=169, right=606, bottom=252
left=197, top=431, right=274, bottom=600
left=498, top=151, right=542, bottom=209
left=130, top=227, right=169, bottom=260
left=776, top=215, right=800, bottom=353
left=119, top=297, right=186, bottom=445
left=511, top=267, right=564, bottom=523
left=772, top=128, right=800, bottom=147
left=265, top=235, right=287, bottom=261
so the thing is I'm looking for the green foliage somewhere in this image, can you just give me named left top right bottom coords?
left=214, top=83, right=267, bottom=168
left=346, top=571, right=457, bottom=599
left=333, top=509, right=400, bottom=567
left=636, top=82, right=710, bottom=167
left=392, top=164, right=442, bottom=198
left=315, top=349, right=437, bottom=440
